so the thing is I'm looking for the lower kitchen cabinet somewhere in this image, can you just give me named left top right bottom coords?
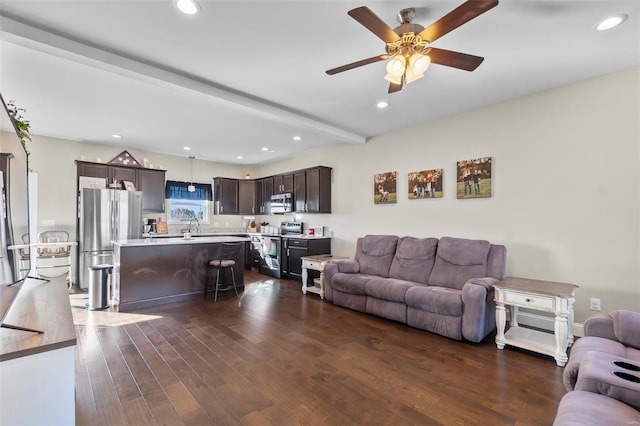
left=282, top=237, right=331, bottom=280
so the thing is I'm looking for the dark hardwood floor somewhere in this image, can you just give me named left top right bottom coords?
left=71, top=271, right=566, bottom=425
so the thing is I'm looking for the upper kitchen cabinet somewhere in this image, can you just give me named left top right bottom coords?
left=273, top=173, right=293, bottom=194
left=137, top=169, right=166, bottom=213
left=254, top=179, right=264, bottom=214
left=294, top=166, right=332, bottom=213
left=76, top=161, right=166, bottom=213
left=238, top=179, right=255, bottom=215
left=213, top=177, right=238, bottom=215
left=262, top=176, right=274, bottom=215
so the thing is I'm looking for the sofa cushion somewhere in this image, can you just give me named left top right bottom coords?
left=612, top=310, right=640, bottom=349
left=365, top=278, right=414, bottom=303
left=388, top=237, right=438, bottom=284
left=553, top=390, right=640, bottom=426
left=356, top=235, right=398, bottom=278
left=331, top=273, right=373, bottom=295
left=428, top=237, right=491, bottom=290
left=405, top=286, right=462, bottom=317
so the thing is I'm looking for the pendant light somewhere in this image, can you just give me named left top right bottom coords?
left=188, top=156, right=196, bottom=192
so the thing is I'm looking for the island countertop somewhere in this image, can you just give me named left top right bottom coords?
left=113, top=235, right=249, bottom=247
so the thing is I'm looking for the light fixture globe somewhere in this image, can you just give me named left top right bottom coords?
left=409, top=53, right=431, bottom=75
left=386, top=55, right=406, bottom=76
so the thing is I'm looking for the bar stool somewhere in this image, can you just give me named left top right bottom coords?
left=205, top=242, right=243, bottom=301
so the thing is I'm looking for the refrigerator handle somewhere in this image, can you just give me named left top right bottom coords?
left=111, top=198, right=116, bottom=243
left=114, top=198, right=119, bottom=240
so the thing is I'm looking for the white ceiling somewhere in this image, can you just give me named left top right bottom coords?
left=1, top=1, right=638, bottom=165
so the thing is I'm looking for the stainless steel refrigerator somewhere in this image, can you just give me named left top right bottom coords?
left=79, top=188, right=143, bottom=289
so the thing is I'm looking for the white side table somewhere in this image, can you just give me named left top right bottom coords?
left=493, top=277, right=578, bottom=367
left=301, top=254, right=349, bottom=300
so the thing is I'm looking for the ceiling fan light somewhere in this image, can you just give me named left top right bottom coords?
left=405, top=68, right=424, bottom=84
left=384, top=73, right=403, bottom=85
left=386, top=55, right=406, bottom=77
left=409, top=53, right=431, bottom=75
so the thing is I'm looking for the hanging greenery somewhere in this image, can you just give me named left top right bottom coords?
left=6, top=100, right=31, bottom=156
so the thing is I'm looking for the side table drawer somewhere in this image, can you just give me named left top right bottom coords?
left=504, top=290, right=555, bottom=310
left=302, top=260, right=323, bottom=270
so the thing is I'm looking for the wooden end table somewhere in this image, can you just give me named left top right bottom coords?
left=301, top=254, right=349, bottom=300
left=493, top=277, right=578, bottom=367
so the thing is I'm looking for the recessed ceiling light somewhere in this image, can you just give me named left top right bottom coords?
left=595, top=14, right=628, bottom=31
left=293, top=135, right=302, bottom=141
left=237, top=155, right=243, bottom=160
left=261, top=147, right=269, bottom=151
left=183, top=146, right=191, bottom=150
left=376, top=101, right=389, bottom=109
left=175, top=0, right=200, bottom=15
left=111, top=134, right=122, bottom=139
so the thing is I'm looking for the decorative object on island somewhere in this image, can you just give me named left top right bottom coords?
left=374, top=171, right=397, bottom=204
left=323, top=235, right=506, bottom=342
left=457, top=156, right=492, bottom=199
left=408, top=168, right=443, bottom=199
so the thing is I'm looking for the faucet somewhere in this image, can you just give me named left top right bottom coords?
left=189, top=217, right=200, bottom=234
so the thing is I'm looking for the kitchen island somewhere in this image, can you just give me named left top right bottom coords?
left=113, top=236, right=249, bottom=311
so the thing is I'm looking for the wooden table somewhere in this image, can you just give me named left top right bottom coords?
left=493, top=277, right=578, bottom=367
left=301, top=254, right=350, bottom=300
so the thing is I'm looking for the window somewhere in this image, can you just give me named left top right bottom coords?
left=165, top=181, right=212, bottom=224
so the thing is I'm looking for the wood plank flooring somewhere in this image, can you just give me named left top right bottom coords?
left=71, top=271, right=567, bottom=425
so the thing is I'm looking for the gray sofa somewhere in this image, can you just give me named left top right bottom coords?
left=323, top=235, right=507, bottom=343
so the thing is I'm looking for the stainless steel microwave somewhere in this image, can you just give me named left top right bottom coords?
left=271, top=193, right=293, bottom=214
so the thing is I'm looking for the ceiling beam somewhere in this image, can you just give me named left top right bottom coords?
left=0, top=13, right=366, bottom=145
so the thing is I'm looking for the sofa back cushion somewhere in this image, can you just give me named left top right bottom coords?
left=389, top=237, right=438, bottom=284
left=428, top=237, right=491, bottom=290
left=612, top=310, right=640, bottom=349
left=355, top=235, right=398, bottom=278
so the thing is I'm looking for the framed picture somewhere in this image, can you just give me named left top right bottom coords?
left=408, top=168, right=443, bottom=199
left=457, top=157, right=492, bottom=199
left=123, top=180, right=136, bottom=191
left=374, top=171, right=397, bottom=204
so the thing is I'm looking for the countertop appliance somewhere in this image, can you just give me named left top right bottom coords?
left=79, top=188, right=143, bottom=289
left=280, top=221, right=302, bottom=236
left=270, top=193, right=293, bottom=214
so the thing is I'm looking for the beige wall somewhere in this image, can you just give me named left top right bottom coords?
left=26, top=67, right=640, bottom=322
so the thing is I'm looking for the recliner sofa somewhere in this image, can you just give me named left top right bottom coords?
left=323, top=235, right=506, bottom=343
left=554, top=310, right=640, bottom=425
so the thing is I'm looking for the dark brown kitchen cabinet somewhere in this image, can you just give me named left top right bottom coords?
left=305, top=166, right=331, bottom=213
left=238, top=179, right=255, bottom=215
left=293, top=171, right=306, bottom=212
left=273, top=174, right=293, bottom=194
left=109, top=166, right=137, bottom=188
left=137, top=169, right=166, bottom=212
left=262, top=176, right=274, bottom=214
left=282, top=237, right=331, bottom=279
left=76, top=161, right=166, bottom=213
left=214, top=177, right=238, bottom=214
left=254, top=179, right=264, bottom=214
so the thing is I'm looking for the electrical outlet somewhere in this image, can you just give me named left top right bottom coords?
left=590, top=297, right=601, bottom=311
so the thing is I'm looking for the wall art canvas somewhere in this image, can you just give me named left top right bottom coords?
left=457, top=157, right=492, bottom=199
left=374, top=171, right=397, bottom=204
left=408, top=169, right=443, bottom=199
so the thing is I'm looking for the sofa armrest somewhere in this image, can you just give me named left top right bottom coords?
left=584, top=314, right=617, bottom=341
left=461, top=277, right=500, bottom=343
left=323, top=260, right=360, bottom=302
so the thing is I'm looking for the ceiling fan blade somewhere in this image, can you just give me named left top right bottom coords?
left=419, top=0, right=499, bottom=43
left=348, top=6, right=401, bottom=44
left=428, top=48, right=484, bottom=71
left=388, top=79, right=404, bottom=94
left=326, top=55, right=388, bottom=75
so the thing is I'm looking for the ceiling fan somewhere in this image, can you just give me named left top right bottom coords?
left=326, top=0, right=499, bottom=94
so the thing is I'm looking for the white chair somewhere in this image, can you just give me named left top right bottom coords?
left=36, top=230, right=73, bottom=286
